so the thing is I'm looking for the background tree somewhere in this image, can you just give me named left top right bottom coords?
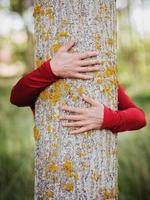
left=9, top=0, right=34, bottom=68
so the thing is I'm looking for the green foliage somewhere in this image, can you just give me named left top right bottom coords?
left=12, top=43, right=27, bottom=64
left=10, top=0, right=33, bottom=15
left=0, top=79, right=34, bottom=200
left=10, top=0, right=23, bottom=15
left=118, top=91, right=150, bottom=200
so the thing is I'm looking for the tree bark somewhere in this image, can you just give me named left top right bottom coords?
left=33, top=0, right=118, bottom=199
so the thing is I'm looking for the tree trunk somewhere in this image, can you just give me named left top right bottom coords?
left=33, top=0, right=118, bottom=199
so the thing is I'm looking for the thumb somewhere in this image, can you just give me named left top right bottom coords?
left=82, top=94, right=98, bottom=106
left=59, top=37, right=75, bottom=52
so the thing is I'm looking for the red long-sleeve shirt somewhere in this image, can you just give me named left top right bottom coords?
left=10, top=59, right=147, bottom=133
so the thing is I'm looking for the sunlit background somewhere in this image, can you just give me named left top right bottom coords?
left=0, top=0, right=149, bottom=199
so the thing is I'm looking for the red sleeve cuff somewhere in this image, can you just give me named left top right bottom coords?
left=41, top=59, right=61, bottom=80
left=100, top=105, right=115, bottom=130
left=100, top=105, right=147, bottom=134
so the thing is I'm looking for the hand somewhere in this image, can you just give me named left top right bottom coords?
left=50, top=37, right=101, bottom=80
left=59, top=94, right=104, bottom=135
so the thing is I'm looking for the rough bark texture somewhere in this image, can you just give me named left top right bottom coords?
left=33, top=0, right=118, bottom=199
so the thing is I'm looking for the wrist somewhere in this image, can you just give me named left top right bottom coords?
left=100, top=105, right=109, bottom=130
left=50, top=59, right=60, bottom=78
left=98, top=104, right=104, bottom=128
left=100, top=105, right=116, bottom=130
left=40, top=59, right=61, bottom=80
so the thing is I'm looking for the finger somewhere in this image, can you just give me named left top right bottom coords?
left=62, top=106, right=84, bottom=114
left=77, top=66, right=99, bottom=73
left=59, top=37, right=75, bottom=52
left=79, top=59, right=101, bottom=66
left=82, top=94, right=98, bottom=106
left=69, top=125, right=92, bottom=135
left=73, top=72, right=93, bottom=80
left=62, top=121, right=85, bottom=127
left=77, top=51, right=99, bottom=60
left=59, top=115, right=83, bottom=121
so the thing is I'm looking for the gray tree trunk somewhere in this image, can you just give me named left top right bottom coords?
left=33, top=0, right=118, bottom=199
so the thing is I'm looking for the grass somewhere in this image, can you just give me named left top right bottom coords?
left=0, top=78, right=34, bottom=200
left=118, top=91, right=150, bottom=200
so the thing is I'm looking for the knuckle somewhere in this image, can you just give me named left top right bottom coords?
left=70, top=57, right=75, bottom=63
left=73, top=73, right=78, bottom=78
left=87, top=52, right=90, bottom=57
left=84, top=68, right=88, bottom=72
left=93, top=66, right=98, bottom=71
left=90, top=67, right=94, bottom=71
left=78, top=67, right=85, bottom=72
left=75, top=52, right=79, bottom=57
left=84, top=52, right=89, bottom=57
left=75, top=60, right=80, bottom=66
left=89, top=60, right=93, bottom=64
left=75, top=52, right=80, bottom=58
left=87, top=125, right=92, bottom=130
left=83, top=60, right=87, bottom=64
left=79, top=75, right=85, bottom=79
left=86, top=67, right=90, bottom=71
left=83, top=76, right=88, bottom=79
left=92, top=60, right=96, bottom=64
left=88, top=67, right=92, bottom=71
left=68, top=71, right=73, bottom=77
left=85, top=127, right=89, bottom=131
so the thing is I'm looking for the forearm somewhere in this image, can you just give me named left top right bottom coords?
left=10, top=59, right=60, bottom=109
left=101, top=105, right=147, bottom=133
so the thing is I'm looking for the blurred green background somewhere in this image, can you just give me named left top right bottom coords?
left=0, top=0, right=149, bottom=199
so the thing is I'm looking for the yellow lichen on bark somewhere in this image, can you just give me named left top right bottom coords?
left=46, top=163, right=61, bottom=173
left=33, top=126, right=41, bottom=141
left=64, top=182, right=74, bottom=192
left=39, top=90, right=49, bottom=101
left=63, top=160, right=74, bottom=173
left=51, top=43, right=62, bottom=53
left=33, top=5, right=44, bottom=17
left=47, top=191, right=54, bottom=198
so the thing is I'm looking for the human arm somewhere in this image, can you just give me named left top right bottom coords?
left=10, top=59, right=60, bottom=110
left=60, top=85, right=147, bottom=134
left=10, top=59, right=147, bottom=134
left=10, top=37, right=100, bottom=114
left=100, top=84, right=147, bottom=133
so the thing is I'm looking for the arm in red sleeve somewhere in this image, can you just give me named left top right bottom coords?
left=100, top=84, right=147, bottom=133
left=10, top=59, right=61, bottom=113
left=10, top=59, right=147, bottom=133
